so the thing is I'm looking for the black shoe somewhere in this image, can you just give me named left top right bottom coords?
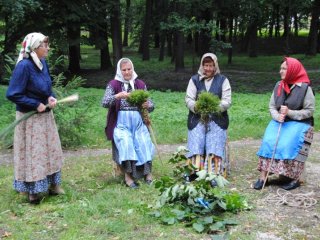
left=28, top=194, right=40, bottom=204
left=126, top=182, right=139, bottom=189
left=145, top=179, right=153, bottom=185
left=281, top=180, right=300, bottom=190
left=253, top=179, right=265, bottom=190
left=210, top=179, right=218, bottom=188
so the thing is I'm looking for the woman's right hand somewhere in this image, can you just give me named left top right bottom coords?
left=116, top=91, right=130, bottom=100
left=37, top=103, right=47, bottom=112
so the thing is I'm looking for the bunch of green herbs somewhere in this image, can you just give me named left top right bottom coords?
left=195, top=91, right=220, bottom=124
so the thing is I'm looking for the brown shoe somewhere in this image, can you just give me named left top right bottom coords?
left=28, top=194, right=40, bottom=204
left=49, top=185, right=65, bottom=195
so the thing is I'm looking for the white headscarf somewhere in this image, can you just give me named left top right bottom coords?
left=16, top=32, right=48, bottom=70
left=197, top=53, right=221, bottom=80
left=114, top=58, right=138, bottom=91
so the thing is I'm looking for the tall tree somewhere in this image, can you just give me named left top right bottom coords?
left=122, top=0, right=131, bottom=47
left=110, top=0, right=123, bottom=65
left=306, top=0, right=320, bottom=55
left=141, top=0, right=153, bottom=60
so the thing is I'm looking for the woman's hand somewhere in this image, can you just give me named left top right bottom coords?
left=278, top=105, right=288, bottom=122
left=142, top=101, right=149, bottom=109
left=37, top=103, right=47, bottom=112
left=48, top=96, right=57, bottom=108
left=116, top=91, right=130, bottom=100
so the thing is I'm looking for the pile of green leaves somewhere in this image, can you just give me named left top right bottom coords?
left=127, top=89, right=150, bottom=107
left=195, top=92, right=220, bottom=124
left=151, top=147, right=249, bottom=234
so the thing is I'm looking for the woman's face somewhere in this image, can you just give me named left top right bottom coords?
left=35, top=42, right=50, bottom=59
left=280, top=61, right=287, bottom=80
left=203, top=61, right=215, bottom=78
left=121, top=62, right=133, bottom=81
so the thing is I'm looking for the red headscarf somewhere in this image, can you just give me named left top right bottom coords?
left=277, top=57, right=310, bottom=96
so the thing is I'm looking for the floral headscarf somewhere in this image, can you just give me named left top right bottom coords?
left=198, top=53, right=221, bottom=80
left=114, top=58, right=138, bottom=90
left=16, top=32, right=48, bottom=70
left=277, top=57, right=310, bottom=96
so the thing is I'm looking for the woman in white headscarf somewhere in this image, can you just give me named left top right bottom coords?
left=185, top=53, right=232, bottom=183
left=102, top=58, right=155, bottom=188
left=6, top=32, right=64, bottom=204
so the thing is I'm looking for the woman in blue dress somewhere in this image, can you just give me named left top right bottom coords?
left=185, top=53, right=232, bottom=179
left=102, top=58, right=155, bottom=188
left=254, top=57, right=315, bottom=190
left=6, top=32, right=64, bottom=204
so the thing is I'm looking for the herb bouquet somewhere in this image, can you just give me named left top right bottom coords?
left=195, top=92, right=220, bottom=128
left=127, top=90, right=161, bottom=162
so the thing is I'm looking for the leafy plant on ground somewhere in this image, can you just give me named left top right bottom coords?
left=151, top=147, right=249, bottom=234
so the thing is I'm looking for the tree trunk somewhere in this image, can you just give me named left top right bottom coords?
left=100, top=29, right=113, bottom=70
left=123, top=0, right=131, bottom=47
left=247, top=22, right=258, bottom=57
left=141, top=0, right=152, bottom=60
left=110, top=0, right=123, bottom=66
left=67, top=25, right=81, bottom=73
left=175, top=31, right=184, bottom=72
left=306, top=0, right=320, bottom=56
left=228, top=16, right=233, bottom=64
left=159, top=33, right=165, bottom=61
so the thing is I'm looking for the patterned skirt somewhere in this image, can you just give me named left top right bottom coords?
left=257, top=126, right=313, bottom=180
left=186, top=121, right=228, bottom=175
left=13, top=111, right=63, bottom=193
left=113, top=111, right=154, bottom=179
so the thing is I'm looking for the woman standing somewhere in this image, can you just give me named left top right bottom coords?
left=254, top=57, right=315, bottom=190
left=185, top=53, right=232, bottom=179
left=6, top=32, right=64, bottom=204
left=102, top=58, right=155, bottom=188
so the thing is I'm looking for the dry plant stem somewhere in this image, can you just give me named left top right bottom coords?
left=262, top=122, right=282, bottom=190
left=140, top=108, right=163, bottom=165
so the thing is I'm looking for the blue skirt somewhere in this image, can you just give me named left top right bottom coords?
left=113, top=111, right=155, bottom=166
left=13, top=171, right=61, bottom=194
left=186, top=121, right=227, bottom=158
left=257, top=120, right=311, bottom=160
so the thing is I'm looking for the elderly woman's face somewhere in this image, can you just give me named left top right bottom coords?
left=279, top=61, right=287, bottom=80
left=203, top=61, right=215, bottom=78
left=35, top=42, right=50, bottom=59
left=121, top=62, right=133, bottom=80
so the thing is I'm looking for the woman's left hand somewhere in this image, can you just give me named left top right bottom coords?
left=142, top=101, right=149, bottom=109
left=48, top=96, right=57, bottom=108
left=280, top=105, right=288, bottom=116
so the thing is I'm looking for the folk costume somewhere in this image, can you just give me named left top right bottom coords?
left=102, top=58, right=155, bottom=180
left=256, top=57, right=315, bottom=188
left=185, top=53, right=232, bottom=175
left=6, top=33, right=63, bottom=196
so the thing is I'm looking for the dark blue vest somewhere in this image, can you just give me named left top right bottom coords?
left=187, top=74, right=229, bottom=130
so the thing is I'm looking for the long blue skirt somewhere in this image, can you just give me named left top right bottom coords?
left=113, top=111, right=155, bottom=166
left=13, top=171, right=61, bottom=194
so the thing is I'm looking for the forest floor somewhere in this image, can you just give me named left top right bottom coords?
left=0, top=133, right=319, bottom=239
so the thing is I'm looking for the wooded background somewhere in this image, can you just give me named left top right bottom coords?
left=0, top=0, right=319, bottom=79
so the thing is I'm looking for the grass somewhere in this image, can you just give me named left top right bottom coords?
left=0, top=153, right=210, bottom=239
left=1, top=85, right=320, bottom=149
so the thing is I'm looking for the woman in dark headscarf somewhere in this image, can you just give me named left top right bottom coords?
left=6, top=32, right=64, bottom=204
left=102, top=58, right=155, bottom=188
left=254, top=57, right=315, bottom=190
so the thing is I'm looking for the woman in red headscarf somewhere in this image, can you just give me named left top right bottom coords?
left=254, top=57, right=315, bottom=190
